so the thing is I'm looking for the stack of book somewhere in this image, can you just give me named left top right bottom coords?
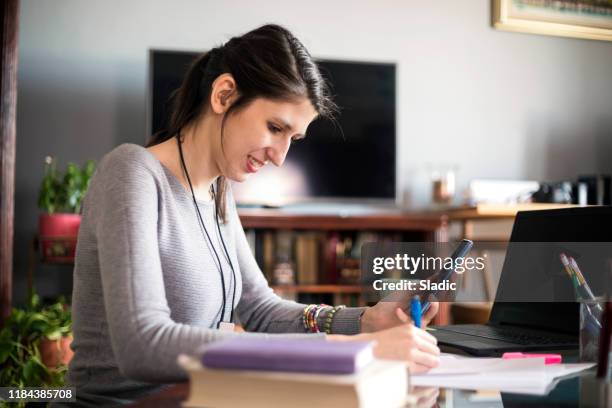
left=178, top=338, right=409, bottom=408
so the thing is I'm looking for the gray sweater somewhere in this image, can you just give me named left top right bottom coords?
left=61, top=144, right=365, bottom=407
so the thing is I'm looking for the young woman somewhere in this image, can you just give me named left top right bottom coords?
left=62, top=24, right=440, bottom=406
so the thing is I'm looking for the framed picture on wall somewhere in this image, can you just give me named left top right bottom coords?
left=493, top=0, right=612, bottom=42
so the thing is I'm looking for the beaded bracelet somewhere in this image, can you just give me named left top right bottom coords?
left=307, top=304, right=319, bottom=331
left=302, top=304, right=330, bottom=333
left=312, top=305, right=327, bottom=333
left=324, top=305, right=346, bottom=334
left=302, top=304, right=317, bottom=332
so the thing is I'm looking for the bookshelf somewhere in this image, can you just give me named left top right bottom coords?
left=239, top=208, right=450, bottom=322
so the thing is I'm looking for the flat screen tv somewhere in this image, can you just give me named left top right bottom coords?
left=148, top=50, right=396, bottom=206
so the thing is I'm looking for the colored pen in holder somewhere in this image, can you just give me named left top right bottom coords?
left=560, top=253, right=602, bottom=332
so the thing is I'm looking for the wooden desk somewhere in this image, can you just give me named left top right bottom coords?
left=446, top=203, right=578, bottom=241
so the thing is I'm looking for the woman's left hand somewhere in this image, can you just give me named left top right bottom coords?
left=360, top=297, right=439, bottom=333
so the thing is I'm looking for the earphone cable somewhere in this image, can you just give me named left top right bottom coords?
left=176, top=132, right=228, bottom=327
left=211, top=184, right=238, bottom=323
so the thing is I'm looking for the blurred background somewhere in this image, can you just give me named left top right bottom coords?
left=10, top=0, right=612, bottom=307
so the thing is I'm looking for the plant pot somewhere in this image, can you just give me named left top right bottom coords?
left=38, top=213, right=81, bottom=262
left=39, top=335, right=74, bottom=369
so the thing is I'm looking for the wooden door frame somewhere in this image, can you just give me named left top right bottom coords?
left=0, top=0, right=19, bottom=322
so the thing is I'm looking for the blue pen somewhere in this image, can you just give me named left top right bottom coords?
left=410, top=295, right=422, bottom=328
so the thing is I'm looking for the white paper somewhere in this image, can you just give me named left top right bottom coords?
left=423, top=354, right=541, bottom=375
left=411, top=353, right=594, bottom=395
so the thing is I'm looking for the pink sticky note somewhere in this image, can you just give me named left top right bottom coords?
left=502, top=352, right=562, bottom=365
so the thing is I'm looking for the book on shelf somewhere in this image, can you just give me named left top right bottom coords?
left=295, top=231, right=323, bottom=285
left=259, top=230, right=276, bottom=282
left=324, top=231, right=340, bottom=284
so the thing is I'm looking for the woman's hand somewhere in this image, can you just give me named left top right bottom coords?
left=366, top=322, right=440, bottom=374
left=330, top=308, right=441, bottom=374
left=412, top=387, right=440, bottom=408
left=360, top=298, right=439, bottom=333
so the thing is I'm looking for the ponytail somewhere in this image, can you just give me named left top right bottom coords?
left=147, top=48, right=222, bottom=147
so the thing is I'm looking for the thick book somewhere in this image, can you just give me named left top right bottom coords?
left=200, top=338, right=373, bottom=374
left=178, top=354, right=410, bottom=408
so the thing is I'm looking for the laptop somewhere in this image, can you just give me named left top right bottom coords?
left=430, top=206, right=612, bottom=356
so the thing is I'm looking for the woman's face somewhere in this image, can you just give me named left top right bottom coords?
left=214, top=97, right=318, bottom=182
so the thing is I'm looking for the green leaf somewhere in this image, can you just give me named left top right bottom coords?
left=44, top=329, right=62, bottom=341
left=26, top=312, right=48, bottom=324
left=28, top=293, right=41, bottom=310
left=22, top=358, right=39, bottom=384
left=0, top=326, right=12, bottom=341
left=0, top=341, right=12, bottom=364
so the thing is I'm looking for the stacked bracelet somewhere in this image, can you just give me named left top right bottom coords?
left=324, top=305, right=346, bottom=334
left=302, top=304, right=330, bottom=333
left=302, top=304, right=315, bottom=331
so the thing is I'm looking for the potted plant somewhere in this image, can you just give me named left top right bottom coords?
left=0, top=294, right=72, bottom=402
left=36, top=297, right=74, bottom=369
left=38, top=156, right=95, bottom=262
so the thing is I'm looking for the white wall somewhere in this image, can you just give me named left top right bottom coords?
left=13, top=0, right=612, bottom=301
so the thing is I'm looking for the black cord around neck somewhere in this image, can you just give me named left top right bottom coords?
left=176, top=132, right=236, bottom=327
left=211, top=185, right=238, bottom=324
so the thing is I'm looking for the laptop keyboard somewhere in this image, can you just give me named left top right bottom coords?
left=438, top=325, right=575, bottom=346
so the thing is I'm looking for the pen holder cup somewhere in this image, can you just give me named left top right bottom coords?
left=580, top=298, right=604, bottom=362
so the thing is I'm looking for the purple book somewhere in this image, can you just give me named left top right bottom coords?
left=200, top=338, right=374, bottom=374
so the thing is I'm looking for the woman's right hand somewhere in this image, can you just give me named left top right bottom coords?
left=359, top=322, right=440, bottom=374
left=329, top=308, right=440, bottom=374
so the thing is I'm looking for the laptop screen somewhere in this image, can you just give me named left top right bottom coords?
left=489, top=207, right=612, bottom=335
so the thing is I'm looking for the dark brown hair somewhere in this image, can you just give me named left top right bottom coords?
left=147, top=24, right=337, bottom=222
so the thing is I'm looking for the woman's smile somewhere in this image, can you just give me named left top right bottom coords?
left=246, top=154, right=266, bottom=173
